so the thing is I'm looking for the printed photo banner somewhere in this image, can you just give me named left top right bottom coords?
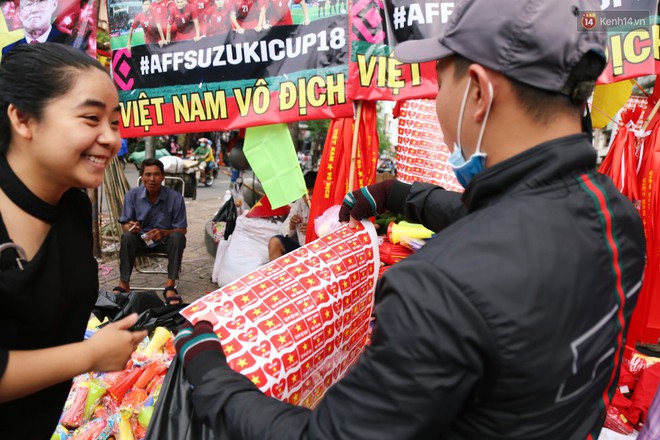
left=181, top=222, right=379, bottom=408
left=347, top=0, right=437, bottom=101
left=350, top=0, right=659, bottom=102
left=0, top=0, right=98, bottom=60
left=591, top=0, right=658, bottom=83
left=396, top=99, right=462, bottom=191
left=109, top=0, right=353, bottom=137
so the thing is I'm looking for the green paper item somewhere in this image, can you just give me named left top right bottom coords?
left=243, top=124, right=306, bottom=209
left=83, top=380, right=107, bottom=422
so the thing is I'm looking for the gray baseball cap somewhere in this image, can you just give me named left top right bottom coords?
left=393, top=0, right=607, bottom=97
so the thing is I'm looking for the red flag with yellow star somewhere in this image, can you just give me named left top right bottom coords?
left=182, top=222, right=379, bottom=408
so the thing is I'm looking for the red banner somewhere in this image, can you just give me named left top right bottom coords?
left=306, top=101, right=379, bottom=243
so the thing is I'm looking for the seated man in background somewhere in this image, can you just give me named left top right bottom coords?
left=268, top=171, right=316, bottom=261
left=114, top=158, right=188, bottom=305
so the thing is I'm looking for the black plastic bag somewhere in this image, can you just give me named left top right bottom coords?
left=93, top=289, right=163, bottom=322
left=129, top=303, right=188, bottom=333
left=213, top=197, right=237, bottom=240
left=93, top=290, right=187, bottom=332
left=145, top=357, right=217, bottom=440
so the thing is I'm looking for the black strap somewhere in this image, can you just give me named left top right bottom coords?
left=0, top=155, right=58, bottom=223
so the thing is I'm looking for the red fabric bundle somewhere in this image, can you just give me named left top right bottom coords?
left=625, top=363, right=660, bottom=425
left=379, top=239, right=414, bottom=266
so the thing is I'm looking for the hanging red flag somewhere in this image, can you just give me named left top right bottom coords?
left=306, top=101, right=379, bottom=243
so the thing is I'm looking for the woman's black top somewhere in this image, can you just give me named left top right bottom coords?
left=0, top=155, right=98, bottom=439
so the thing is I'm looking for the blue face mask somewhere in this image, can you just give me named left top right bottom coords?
left=447, top=78, right=493, bottom=188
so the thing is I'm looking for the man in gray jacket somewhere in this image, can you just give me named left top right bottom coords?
left=174, top=0, right=646, bottom=438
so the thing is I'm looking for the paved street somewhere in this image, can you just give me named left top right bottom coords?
left=97, top=165, right=236, bottom=304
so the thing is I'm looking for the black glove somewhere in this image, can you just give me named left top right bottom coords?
left=339, top=179, right=395, bottom=223
left=174, top=321, right=225, bottom=368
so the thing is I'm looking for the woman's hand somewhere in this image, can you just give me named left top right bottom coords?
left=85, top=314, right=147, bottom=372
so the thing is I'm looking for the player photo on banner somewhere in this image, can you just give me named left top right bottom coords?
left=108, top=0, right=352, bottom=136
left=0, top=0, right=98, bottom=59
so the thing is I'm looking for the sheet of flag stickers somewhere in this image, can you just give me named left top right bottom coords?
left=182, top=222, right=380, bottom=408
left=396, top=99, right=464, bottom=192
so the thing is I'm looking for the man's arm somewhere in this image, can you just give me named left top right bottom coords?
left=341, top=180, right=466, bottom=233
left=183, top=261, right=495, bottom=439
left=398, top=182, right=466, bottom=232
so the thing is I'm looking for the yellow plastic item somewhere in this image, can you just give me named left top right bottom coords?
left=143, top=327, right=172, bottom=356
left=387, top=221, right=434, bottom=244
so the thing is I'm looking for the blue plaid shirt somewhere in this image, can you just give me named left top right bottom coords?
left=119, top=185, right=187, bottom=231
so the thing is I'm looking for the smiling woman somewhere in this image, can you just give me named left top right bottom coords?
left=0, top=43, right=147, bottom=440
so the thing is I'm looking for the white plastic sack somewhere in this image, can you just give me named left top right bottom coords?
left=159, top=156, right=184, bottom=174
left=599, top=428, right=638, bottom=440
left=212, top=214, right=283, bottom=286
left=314, top=204, right=343, bottom=237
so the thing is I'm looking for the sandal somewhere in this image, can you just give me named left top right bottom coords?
left=163, top=286, right=183, bottom=305
left=112, top=286, right=128, bottom=294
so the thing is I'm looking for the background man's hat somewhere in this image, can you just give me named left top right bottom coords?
left=394, top=0, right=607, bottom=98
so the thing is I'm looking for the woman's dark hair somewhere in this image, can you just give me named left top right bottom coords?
left=0, top=43, right=107, bottom=153
left=141, top=158, right=165, bottom=175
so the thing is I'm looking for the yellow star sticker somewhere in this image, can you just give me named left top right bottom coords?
left=305, top=362, right=311, bottom=370
left=237, top=358, right=248, bottom=368
left=306, top=278, right=316, bottom=285
left=259, top=283, right=267, bottom=289
left=248, top=275, right=255, bottom=280
left=317, top=293, right=325, bottom=301
left=327, top=328, right=333, bottom=335
left=230, top=285, right=238, bottom=291
left=335, top=265, right=342, bottom=272
left=241, top=295, right=250, bottom=303
left=347, top=258, right=354, bottom=264
left=313, top=243, right=320, bottom=248
left=291, top=373, right=298, bottom=383
left=325, top=252, right=332, bottom=258
left=253, top=308, right=262, bottom=316
left=284, top=308, right=291, bottom=315
left=278, top=335, right=287, bottom=344
left=287, top=354, right=295, bottom=364
left=271, top=295, right=280, bottom=302
left=251, top=375, right=261, bottom=385
left=324, top=310, right=330, bottom=318
left=283, top=258, right=291, bottom=263
left=303, top=301, right=309, bottom=308
left=338, top=245, right=344, bottom=250
left=343, top=281, right=348, bottom=288
left=266, top=320, right=275, bottom=328
left=295, top=324, right=302, bottom=332
left=302, top=343, right=308, bottom=350
left=190, top=305, right=200, bottom=312
left=225, top=344, right=235, bottom=353
left=312, top=318, right=318, bottom=325
left=295, top=267, right=303, bottom=273
left=292, top=394, right=299, bottom=403
left=0, top=11, right=24, bottom=61
left=291, top=287, right=298, bottom=293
